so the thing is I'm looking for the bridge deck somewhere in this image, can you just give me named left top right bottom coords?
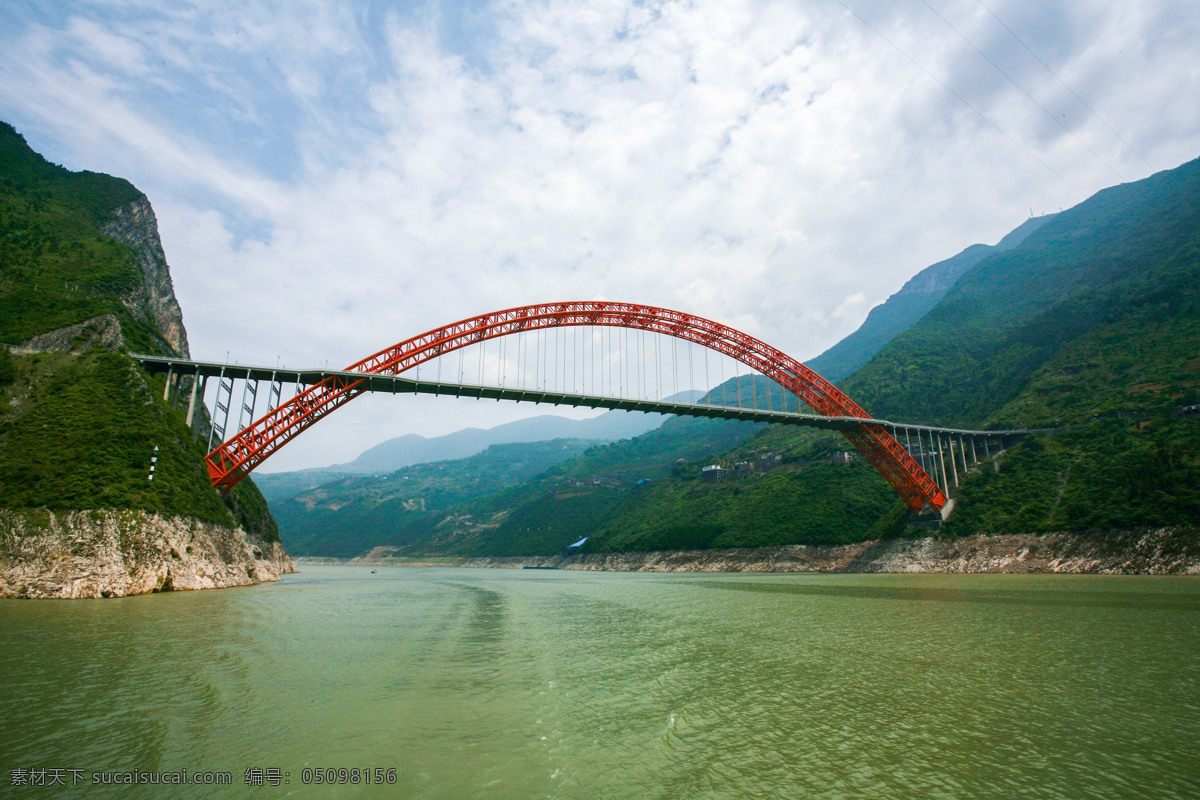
left=135, top=355, right=1044, bottom=438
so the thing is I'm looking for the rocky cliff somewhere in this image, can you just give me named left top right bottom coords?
left=101, top=197, right=190, bottom=357
left=0, top=509, right=296, bottom=599
left=23, top=313, right=127, bottom=353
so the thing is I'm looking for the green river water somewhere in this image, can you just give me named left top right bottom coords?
left=1, top=566, right=1198, bottom=799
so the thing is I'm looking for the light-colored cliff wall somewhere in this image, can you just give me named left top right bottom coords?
left=101, top=197, right=191, bottom=357
left=0, top=509, right=297, bottom=599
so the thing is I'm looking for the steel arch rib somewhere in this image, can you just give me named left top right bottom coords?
left=205, top=302, right=947, bottom=510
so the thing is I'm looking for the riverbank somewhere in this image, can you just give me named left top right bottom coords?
left=0, top=509, right=297, bottom=598
left=305, top=528, right=1200, bottom=574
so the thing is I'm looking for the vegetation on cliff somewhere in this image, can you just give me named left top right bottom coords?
left=0, top=349, right=278, bottom=540
left=806, top=213, right=1055, bottom=384
left=844, top=158, right=1200, bottom=427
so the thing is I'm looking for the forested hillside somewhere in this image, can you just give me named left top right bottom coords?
left=807, top=213, right=1055, bottom=383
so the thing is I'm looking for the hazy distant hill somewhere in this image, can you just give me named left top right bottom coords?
left=335, top=409, right=668, bottom=472
left=270, top=439, right=605, bottom=558
left=274, top=416, right=764, bottom=557
left=255, top=408, right=671, bottom=502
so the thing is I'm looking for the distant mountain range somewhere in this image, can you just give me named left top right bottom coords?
left=255, top=408, right=671, bottom=501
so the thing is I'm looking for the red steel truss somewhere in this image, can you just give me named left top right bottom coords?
left=205, top=302, right=947, bottom=510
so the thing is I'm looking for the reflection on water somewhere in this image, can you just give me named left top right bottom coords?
left=1, top=569, right=1197, bottom=799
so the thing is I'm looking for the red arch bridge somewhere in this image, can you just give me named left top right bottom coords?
left=138, top=302, right=1043, bottom=513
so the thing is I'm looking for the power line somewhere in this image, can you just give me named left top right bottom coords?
left=922, top=0, right=1126, bottom=183
left=835, top=0, right=1085, bottom=198
left=975, top=0, right=1151, bottom=169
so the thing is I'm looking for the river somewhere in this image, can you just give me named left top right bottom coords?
left=1, top=567, right=1197, bottom=799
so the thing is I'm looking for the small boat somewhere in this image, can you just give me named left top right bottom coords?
left=371, top=570, right=377, bottom=573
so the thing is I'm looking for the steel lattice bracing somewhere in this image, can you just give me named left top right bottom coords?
left=203, top=301, right=949, bottom=510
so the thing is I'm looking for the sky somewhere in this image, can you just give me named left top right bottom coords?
left=2, top=0, right=1199, bottom=471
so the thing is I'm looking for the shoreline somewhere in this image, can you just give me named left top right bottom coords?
left=295, top=528, right=1200, bottom=575
left=1, top=509, right=298, bottom=599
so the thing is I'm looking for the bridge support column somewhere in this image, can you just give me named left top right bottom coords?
left=186, top=376, right=200, bottom=428
left=970, top=436, right=978, bottom=465
left=948, top=438, right=960, bottom=488
left=937, top=435, right=950, bottom=497
left=926, top=430, right=938, bottom=488
left=266, top=373, right=283, bottom=413
left=238, top=380, right=259, bottom=431
left=163, top=366, right=173, bottom=402
left=194, top=376, right=208, bottom=442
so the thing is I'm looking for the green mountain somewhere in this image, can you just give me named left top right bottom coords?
left=845, top=157, right=1200, bottom=426
left=807, top=214, right=1055, bottom=383
left=845, top=158, right=1200, bottom=535
left=0, top=122, right=276, bottom=543
left=272, top=439, right=600, bottom=557
left=255, top=409, right=669, bottom=503
left=273, top=414, right=765, bottom=557
left=608, top=158, right=1200, bottom=543
left=0, top=123, right=186, bottom=356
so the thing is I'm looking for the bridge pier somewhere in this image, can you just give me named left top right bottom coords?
left=266, top=374, right=282, bottom=413
left=936, top=435, right=950, bottom=496
left=238, top=379, right=259, bottom=432
left=948, top=437, right=960, bottom=488
left=186, top=375, right=200, bottom=428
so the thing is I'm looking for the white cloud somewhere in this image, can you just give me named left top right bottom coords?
left=2, top=0, right=1199, bottom=470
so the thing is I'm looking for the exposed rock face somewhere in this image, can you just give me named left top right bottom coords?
left=101, top=197, right=191, bottom=357
left=358, top=528, right=1200, bottom=574
left=0, top=509, right=297, bottom=599
left=23, top=314, right=126, bottom=353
